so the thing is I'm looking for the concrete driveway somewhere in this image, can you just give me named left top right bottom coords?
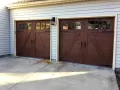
left=0, top=57, right=118, bottom=90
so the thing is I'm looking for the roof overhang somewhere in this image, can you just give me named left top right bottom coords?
left=7, top=0, right=94, bottom=9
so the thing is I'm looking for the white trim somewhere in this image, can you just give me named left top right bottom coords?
left=113, top=15, right=118, bottom=70
left=56, top=18, right=59, bottom=62
left=7, top=0, right=88, bottom=9
left=50, top=21, right=52, bottom=62
left=14, top=21, right=16, bottom=57
left=14, top=19, right=52, bottom=61
left=57, top=14, right=117, bottom=70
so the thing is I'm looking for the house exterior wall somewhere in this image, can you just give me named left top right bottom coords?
left=10, top=0, right=120, bottom=68
left=0, top=7, right=10, bottom=55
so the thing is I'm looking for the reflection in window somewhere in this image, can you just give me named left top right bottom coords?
left=18, top=24, right=23, bottom=30
left=62, top=21, right=81, bottom=30
left=63, top=23, right=69, bottom=30
left=46, top=23, right=50, bottom=29
left=41, top=23, right=46, bottom=30
left=28, top=23, right=32, bottom=30
left=69, top=22, right=75, bottom=29
left=18, top=23, right=32, bottom=30
left=76, top=22, right=81, bottom=29
left=36, top=22, right=50, bottom=31
left=36, top=23, right=40, bottom=30
left=88, top=21, right=112, bottom=30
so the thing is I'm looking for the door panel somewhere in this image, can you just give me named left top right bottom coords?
left=16, top=32, right=35, bottom=57
left=16, top=20, right=50, bottom=59
left=35, top=20, right=50, bottom=59
left=16, top=21, right=35, bottom=57
left=60, top=32, right=83, bottom=63
left=60, top=19, right=84, bottom=63
left=35, top=32, right=50, bottom=59
left=60, top=17, right=114, bottom=67
left=84, top=17, right=114, bottom=66
left=84, top=31, right=114, bottom=66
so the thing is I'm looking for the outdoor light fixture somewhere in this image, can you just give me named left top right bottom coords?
left=51, top=17, right=56, bottom=25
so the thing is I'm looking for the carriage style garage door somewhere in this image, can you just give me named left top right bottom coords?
left=16, top=20, right=50, bottom=59
left=60, top=17, right=114, bottom=67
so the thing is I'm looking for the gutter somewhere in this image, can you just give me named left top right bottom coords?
left=7, top=0, right=94, bottom=9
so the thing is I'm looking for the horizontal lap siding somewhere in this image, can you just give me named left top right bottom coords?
left=51, top=26, right=57, bottom=59
left=10, top=0, right=120, bottom=67
left=116, top=15, right=120, bottom=67
left=0, top=7, right=10, bottom=55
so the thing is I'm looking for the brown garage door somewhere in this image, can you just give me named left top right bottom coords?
left=59, top=17, right=114, bottom=67
left=16, top=20, right=50, bottom=59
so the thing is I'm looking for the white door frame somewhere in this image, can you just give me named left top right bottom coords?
left=56, top=14, right=118, bottom=70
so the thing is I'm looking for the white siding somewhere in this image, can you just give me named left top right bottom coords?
left=0, top=7, right=10, bottom=55
left=10, top=0, right=120, bottom=68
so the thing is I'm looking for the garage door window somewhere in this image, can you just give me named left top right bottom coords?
left=62, top=23, right=69, bottom=30
left=41, top=23, right=46, bottom=30
left=36, top=22, right=50, bottom=31
left=62, top=22, right=81, bottom=30
left=88, top=21, right=112, bottom=30
left=76, top=22, right=81, bottom=29
left=36, top=23, right=40, bottom=30
left=18, top=23, right=32, bottom=31
left=28, top=23, right=32, bottom=30
left=46, top=23, right=50, bottom=29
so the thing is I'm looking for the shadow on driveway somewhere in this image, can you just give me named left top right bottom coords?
left=0, top=57, right=118, bottom=90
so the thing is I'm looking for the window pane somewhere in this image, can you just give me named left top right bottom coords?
left=68, top=22, right=75, bottom=29
left=36, top=23, right=40, bottom=30
left=46, top=23, right=50, bottom=29
left=18, top=22, right=32, bottom=31
left=88, top=20, right=112, bottom=30
left=62, top=22, right=78, bottom=30
left=18, top=24, right=23, bottom=30
left=23, top=23, right=28, bottom=29
left=62, top=23, right=69, bottom=30
left=41, top=23, right=46, bottom=30
left=28, top=23, right=32, bottom=30
left=36, top=22, right=50, bottom=31
left=62, top=21, right=81, bottom=31
left=76, top=22, right=81, bottom=29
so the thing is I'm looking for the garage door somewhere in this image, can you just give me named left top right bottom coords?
left=16, top=20, right=50, bottom=59
left=59, top=17, right=114, bottom=66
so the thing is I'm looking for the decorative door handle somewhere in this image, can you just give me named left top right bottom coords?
left=81, top=42, right=83, bottom=48
left=85, top=42, right=87, bottom=48
left=31, top=40, right=33, bottom=44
